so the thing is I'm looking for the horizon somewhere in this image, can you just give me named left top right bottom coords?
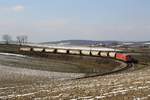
left=0, top=0, right=150, bottom=42
left=1, top=39, right=150, bottom=44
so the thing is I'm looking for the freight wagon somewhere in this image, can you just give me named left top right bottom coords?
left=19, top=47, right=133, bottom=62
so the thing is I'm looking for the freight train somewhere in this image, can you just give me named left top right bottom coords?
left=19, top=47, right=133, bottom=62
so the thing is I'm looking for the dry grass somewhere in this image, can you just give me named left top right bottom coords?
left=0, top=45, right=150, bottom=100
left=1, top=64, right=150, bottom=100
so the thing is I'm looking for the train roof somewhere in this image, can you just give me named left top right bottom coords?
left=26, top=43, right=122, bottom=52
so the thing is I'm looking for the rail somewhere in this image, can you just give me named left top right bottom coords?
left=74, top=62, right=133, bottom=80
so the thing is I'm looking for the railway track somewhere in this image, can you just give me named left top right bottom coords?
left=18, top=49, right=135, bottom=80
left=75, top=57, right=150, bottom=80
left=1, top=46, right=136, bottom=80
left=75, top=62, right=133, bottom=80
left=139, top=62, right=149, bottom=66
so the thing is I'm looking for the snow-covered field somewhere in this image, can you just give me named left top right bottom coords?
left=0, top=53, right=84, bottom=79
left=0, top=53, right=86, bottom=81
left=0, top=54, right=86, bottom=99
left=0, top=47, right=150, bottom=100
left=0, top=65, right=85, bottom=81
left=0, top=52, right=28, bottom=58
left=0, top=63, right=150, bottom=100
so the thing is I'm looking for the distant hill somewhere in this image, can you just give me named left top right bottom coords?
left=40, top=40, right=150, bottom=48
left=40, top=40, right=123, bottom=46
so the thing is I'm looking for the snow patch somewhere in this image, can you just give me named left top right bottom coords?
left=0, top=53, right=27, bottom=58
left=95, top=96, right=106, bottom=99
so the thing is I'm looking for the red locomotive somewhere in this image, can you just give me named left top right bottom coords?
left=115, top=53, right=132, bottom=62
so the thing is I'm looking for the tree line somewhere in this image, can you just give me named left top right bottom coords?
left=1, top=34, right=28, bottom=46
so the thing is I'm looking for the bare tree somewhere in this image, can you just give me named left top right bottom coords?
left=23, top=35, right=28, bottom=44
left=16, top=35, right=28, bottom=46
left=2, top=34, right=12, bottom=44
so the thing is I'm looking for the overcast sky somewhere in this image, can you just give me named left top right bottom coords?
left=0, top=0, right=150, bottom=42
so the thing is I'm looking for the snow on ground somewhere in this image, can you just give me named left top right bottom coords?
left=0, top=65, right=85, bottom=80
left=0, top=53, right=28, bottom=58
left=144, top=42, right=150, bottom=45
left=0, top=64, right=150, bottom=100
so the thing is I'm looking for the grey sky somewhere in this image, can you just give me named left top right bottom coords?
left=0, top=0, right=150, bottom=42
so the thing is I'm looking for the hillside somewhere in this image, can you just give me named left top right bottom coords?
left=40, top=40, right=122, bottom=46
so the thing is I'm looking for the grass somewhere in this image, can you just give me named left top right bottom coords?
left=0, top=54, right=119, bottom=73
left=0, top=44, right=119, bottom=73
left=1, top=65, right=150, bottom=100
left=0, top=44, right=150, bottom=100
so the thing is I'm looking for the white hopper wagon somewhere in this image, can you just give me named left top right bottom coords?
left=100, top=52, right=108, bottom=57
left=33, top=48, right=43, bottom=52
left=45, top=48, right=55, bottom=53
left=57, top=49, right=68, bottom=54
left=20, top=47, right=31, bottom=51
left=69, top=50, right=80, bottom=55
left=91, top=50, right=99, bottom=56
left=108, top=52, right=116, bottom=58
left=81, top=50, right=91, bottom=55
